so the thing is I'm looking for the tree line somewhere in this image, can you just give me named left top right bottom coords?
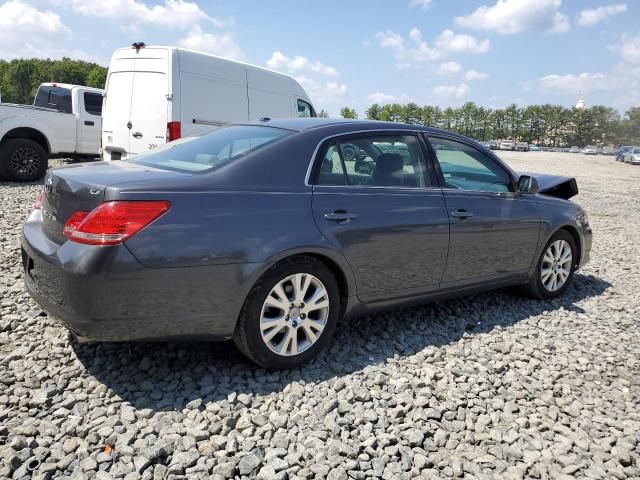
left=0, top=58, right=107, bottom=105
left=340, top=103, right=640, bottom=147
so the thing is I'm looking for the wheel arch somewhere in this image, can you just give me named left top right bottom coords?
left=558, top=224, right=582, bottom=268
left=244, top=249, right=355, bottom=320
left=1, top=127, right=51, bottom=154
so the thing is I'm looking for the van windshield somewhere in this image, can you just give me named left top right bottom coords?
left=127, top=125, right=292, bottom=173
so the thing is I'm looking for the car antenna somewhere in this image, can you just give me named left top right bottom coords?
left=259, top=117, right=271, bottom=122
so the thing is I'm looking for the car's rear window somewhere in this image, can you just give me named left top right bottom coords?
left=127, top=125, right=292, bottom=173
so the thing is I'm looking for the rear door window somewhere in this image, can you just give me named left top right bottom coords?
left=315, top=135, right=428, bottom=188
left=83, top=92, right=103, bottom=116
left=34, top=86, right=72, bottom=113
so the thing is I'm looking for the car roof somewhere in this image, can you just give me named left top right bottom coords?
left=241, top=118, right=476, bottom=142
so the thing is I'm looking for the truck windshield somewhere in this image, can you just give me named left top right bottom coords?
left=33, top=86, right=72, bottom=113
left=127, top=125, right=293, bottom=173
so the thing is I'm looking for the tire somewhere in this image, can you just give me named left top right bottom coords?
left=521, top=229, right=577, bottom=299
left=0, top=138, right=48, bottom=182
left=233, top=256, right=341, bottom=369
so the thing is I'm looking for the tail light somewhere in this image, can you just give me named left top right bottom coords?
left=166, top=121, right=181, bottom=142
left=63, top=201, right=170, bottom=246
left=33, top=191, right=44, bottom=210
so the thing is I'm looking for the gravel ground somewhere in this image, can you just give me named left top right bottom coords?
left=1, top=153, right=639, bottom=480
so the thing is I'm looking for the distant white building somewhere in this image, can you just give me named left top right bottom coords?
left=576, top=93, right=585, bottom=110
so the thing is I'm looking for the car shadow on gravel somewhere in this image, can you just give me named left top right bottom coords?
left=71, top=273, right=610, bottom=411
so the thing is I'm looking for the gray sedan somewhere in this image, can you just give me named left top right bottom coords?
left=22, top=119, right=592, bottom=369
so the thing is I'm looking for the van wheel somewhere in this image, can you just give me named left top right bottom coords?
left=233, top=256, right=340, bottom=369
left=0, top=139, right=48, bottom=182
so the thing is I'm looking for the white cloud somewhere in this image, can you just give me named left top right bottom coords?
left=376, top=28, right=489, bottom=68
left=368, top=92, right=397, bottom=104
left=436, top=30, right=490, bottom=54
left=0, top=0, right=77, bottom=60
left=265, top=52, right=346, bottom=115
left=577, top=4, right=627, bottom=27
left=266, top=51, right=339, bottom=77
left=433, top=83, right=470, bottom=100
left=63, top=0, right=227, bottom=29
left=437, top=61, right=462, bottom=75
left=456, top=0, right=570, bottom=34
left=376, top=28, right=441, bottom=64
left=537, top=72, right=610, bottom=93
left=179, top=26, right=244, bottom=60
left=376, top=31, right=405, bottom=49
left=409, top=0, right=433, bottom=10
left=618, top=34, right=640, bottom=64
left=465, top=70, right=489, bottom=81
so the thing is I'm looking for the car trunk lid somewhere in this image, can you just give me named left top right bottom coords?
left=41, top=161, right=190, bottom=244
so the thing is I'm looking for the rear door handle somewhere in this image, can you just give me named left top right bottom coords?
left=451, top=209, right=474, bottom=219
left=324, top=211, right=358, bottom=223
left=84, top=120, right=94, bottom=126
left=132, top=132, right=143, bottom=139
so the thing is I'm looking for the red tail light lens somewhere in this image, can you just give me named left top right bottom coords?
left=63, top=201, right=170, bottom=245
left=166, top=121, right=181, bottom=142
left=33, top=191, right=44, bottom=210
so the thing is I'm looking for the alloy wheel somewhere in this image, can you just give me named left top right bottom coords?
left=541, top=239, right=572, bottom=292
left=10, top=146, right=41, bottom=177
left=260, top=273, right=330, bottom=356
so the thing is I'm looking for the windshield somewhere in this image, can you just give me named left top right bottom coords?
left=127, top=125, right=292, bottom=173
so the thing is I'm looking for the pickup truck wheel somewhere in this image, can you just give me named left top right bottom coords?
left=0, top=138, right=48, bottom=182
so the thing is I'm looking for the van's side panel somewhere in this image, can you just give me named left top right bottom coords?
left=179, top=50, right=248, bottom=138
left=246, top=67, right=295, bottom=120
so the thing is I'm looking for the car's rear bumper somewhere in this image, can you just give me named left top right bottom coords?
left=21, top=211, right=261, bottom=342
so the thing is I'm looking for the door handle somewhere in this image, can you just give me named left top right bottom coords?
left=84, top=120, right=94, bottom=126
left=324, top=211, right=358, bottom=223
left=132, top=132, right=143, bottom=139
left=451, top=209, right=474, bottom=219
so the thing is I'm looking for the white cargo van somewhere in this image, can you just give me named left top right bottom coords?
left=101, top=44, right=317, bottom=160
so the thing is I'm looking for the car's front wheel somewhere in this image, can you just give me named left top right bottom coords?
left=233, top=256, right=340, bottom=369
left=522, top=230, right=577, bottom=299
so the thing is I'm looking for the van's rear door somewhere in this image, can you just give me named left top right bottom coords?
left=102, top=70, right=134, bottom=159
left=128, top=71, right=169, bottom=156
left=102, top=47, right=169, bottom=160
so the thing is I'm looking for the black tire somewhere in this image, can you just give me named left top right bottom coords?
left=522, top=229, right=577, bottom=299
left=233, top=256, right=341, bottom=369
left=0, top=138, right=48, bottom=182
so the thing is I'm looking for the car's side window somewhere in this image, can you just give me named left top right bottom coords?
left=427, top=136, right=512, bottom=192
left=315, top=135, right=428, bottom=188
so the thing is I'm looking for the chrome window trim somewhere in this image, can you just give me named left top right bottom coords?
left=303, top=128, right=436, bottom=189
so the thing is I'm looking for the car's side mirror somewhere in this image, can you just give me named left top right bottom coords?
left=517, top=175, right=539, bottom=194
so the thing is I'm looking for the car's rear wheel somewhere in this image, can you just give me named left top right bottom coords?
left=0, top=138, right=48, bottom=182
left=522, top=230, right=577, bottom=299
left=233, top=256, right=340, bottom=369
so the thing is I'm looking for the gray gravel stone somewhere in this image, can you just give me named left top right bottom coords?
left=1, top=155, right=639, bottom=479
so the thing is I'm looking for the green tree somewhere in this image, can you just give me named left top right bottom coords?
left=365, top=104, right=382, bottom=120
left=317, top=109, right=329, bottom=118
left=340, top=107, right=358, bottom=119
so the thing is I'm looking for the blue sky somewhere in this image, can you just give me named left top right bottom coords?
left=1, top=0, right=639, bottom=116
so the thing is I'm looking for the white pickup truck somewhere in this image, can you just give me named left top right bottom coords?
left=0, top=83, right=103, bottom=182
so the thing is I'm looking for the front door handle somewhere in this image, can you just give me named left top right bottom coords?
left=451, top=209, right=474, bottom=219
left=132, top=132, right=143, bottom=139
left=84, top=120, right=94, bottom=126
left=324, top=211, right=358, bottom=223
